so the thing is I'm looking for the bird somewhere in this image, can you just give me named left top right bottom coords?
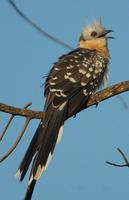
left=16, top=20, right=113, bottom=200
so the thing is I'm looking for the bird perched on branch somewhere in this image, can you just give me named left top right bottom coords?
left=16, top=20, right=113, bottom=200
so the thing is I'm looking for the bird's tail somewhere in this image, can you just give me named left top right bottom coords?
left=24, top=179, right=36, bottom=200
left=16, top=102, right=67, bottom=200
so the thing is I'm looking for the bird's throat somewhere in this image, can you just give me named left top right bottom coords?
left=79, top=38, right=110, bottom=58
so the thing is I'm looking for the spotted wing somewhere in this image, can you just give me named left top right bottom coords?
left=44, top=48, right=107, bottom=117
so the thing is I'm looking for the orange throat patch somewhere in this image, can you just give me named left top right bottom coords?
left=79, top=38, right=110, bottom=58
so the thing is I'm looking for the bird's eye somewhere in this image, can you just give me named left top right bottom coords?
left=91, top=31, right=97, bottom=37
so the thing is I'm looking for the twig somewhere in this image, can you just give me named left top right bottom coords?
left=24, top=102, right=32, bottom=109
left=7, top=0, right=73, bottom=50
left=0, top=103, right=43, bottom=119
left=106, top=148, right=129, bottom=167
left=0, top=102, right=32, bottom=142
left=0, top=115, right=14, bottom=142
left=0, top=117, right=31, bottom=163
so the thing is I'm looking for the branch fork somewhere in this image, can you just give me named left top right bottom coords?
left=106, top=148, right=129, bottom=167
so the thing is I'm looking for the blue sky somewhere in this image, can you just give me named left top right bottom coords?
left=1, top=0, right=129, bottom=199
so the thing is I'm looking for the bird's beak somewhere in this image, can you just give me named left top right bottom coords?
left=99, top=30, right=114, bottom=39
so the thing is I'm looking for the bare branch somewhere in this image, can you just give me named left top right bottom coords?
left=0, top=80, right=129, bottom=119
left=0, top=115, right=14, bottom=142
left=87, top=80, right=129, bottom=107
left=24, top=102, right=32, bottom=109
left=68, top=80, right=129, bottom=118
left=0, top=117, right=31, bottom=163
left=0, top=80, right=129, bottom=163
left=7, top=0, right=73, bottom=50
left=106, top=148, right=129, bottom=167
left=0, top=103, right=43, bottom=119
left=0, top=103, right=33, bottom=162
left=0, top=102, right=32, bottom=142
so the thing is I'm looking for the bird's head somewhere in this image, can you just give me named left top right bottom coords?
left=79, top=20, right=113, bottom=57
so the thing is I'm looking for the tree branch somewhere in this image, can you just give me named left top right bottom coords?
left=0, top=80, right=129, bottom=119
left=0, top=80, right=129, bottom=163
left=106, top=148, right=129, bottom=167
left=0, top=117, right=31, bottom=163
left=0, top=102, right=32, bottom=141
left=0, top=103, right=43, bottom=119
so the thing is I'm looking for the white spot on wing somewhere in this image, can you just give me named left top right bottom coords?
left=89, top=67, right=93, bottom=72
left=69, top=65, right=74, bottom=68
left=64, top=74, right=69, bottom=79
left=50, top=88, right=56, bottom=92
left=69, top=77, right=77, bottom=83
left=66, top=65, right=74, bottom=69
left=59, top=102, right=67, bottom=111
left=86, top=73, right=91, bottom=78
left=61, top=91, right=67, bottom=97
left=64, top=74, right=76, bottom=83
left=55, top=67, right=60, bottom=71
left=56, top=125, right=64, bottom=144
left=50, top=89, right=65, bottom=93
left=67, top=72, right=72, bottom=76
left=74, top=55, right=78, bottom=58
left=56, top=92, right=61, bottom=97
left=95, top=69, right=99, bottom=74
left=52, top=77, right=58, bottom=80
left=50, top=82, right=56, bottom=85
left=83, top=89, right=88, bottom=96
left=81, top=82, right=87, bottom=86
left=82, top=63, right=88, bottom=68
left=93, top=74, right=96, bottom=79
left=79, top=69, right=86, bottom=74
left=96, top=60, right=103, bottom=67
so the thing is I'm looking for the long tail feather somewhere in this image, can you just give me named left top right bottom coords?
left=24, top=179, right=36, bottom=200
left=16, top=101, right=67, bottom=200
left=16, top=124, right=44, bottom=181
left=30, top=102, right=67, bottom=181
